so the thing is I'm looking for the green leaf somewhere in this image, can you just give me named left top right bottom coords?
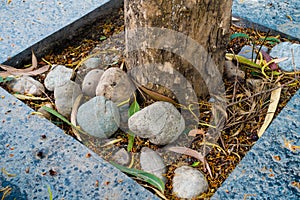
left=47, top=185, right=53, bottom=200
left=100, top=36, right=107, bottom=41
left=0, top=76, right=3, bottom=83
left=111, top=162, right=165, bottom=193
left=191, top=161, right=200, bottom=167
left=259, top=37, right=280, bottom=43
left=230, top=33, right=250, bottom=41
left=41, top=106, right=87, bottom=135
left=127, top=132, right=135, bottom=152
left=128, top=100, right=140, bottom=117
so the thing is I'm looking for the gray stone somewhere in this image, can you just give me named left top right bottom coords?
left=37, top=103, right=54, bottom=120
left=238, top=45, right=268, bottom=60
left=96, top=67, right=135, bottom=105
left=77, top=96, right=120, bottom=138
left=140, top=147, right=166, bottom=183
left=7, top=76, right=45, bottom=95
left=119, top=104, right=130, bottom=132
left=76, top=58, right=105, bottom=80
left=270, top=42, right=300, bottom=72
left=112, top=148, right=131, bottom=166
left=224, top=61, right=245, bottom=82
left=44, top=65, right=73, bottom=91
left=246, top=78, right=264, bottom=93
left=82, top=57, right=103, bottom=70
left=128, top=101, right=185, bottom=145
left=0, top=87, right=157, bottom=200
left=82, top=69, right=104, bottom=97
left=172, top=166, right=208, bottom=199
left=54, top=80, right=82, bottom=117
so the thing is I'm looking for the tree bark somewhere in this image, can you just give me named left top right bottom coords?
left=124, top=0, right=231, bottom=147
left=125, top=0, right=232, bottom=100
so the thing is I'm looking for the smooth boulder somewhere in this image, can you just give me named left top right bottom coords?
left=44, top=65, right=73, bottom=91
left=76, top=96, right=120, bottom=138
left=140, top=147, right=166, bottom=183
left=8, top=76, right=45, bottom=95
left=172, top=166, right=208, bottom=199
left=128, top=101, right=185, bottom=145
left=54, top=80, right=82, bottom=117
left=82, top=69, right=104, bottom=97
left=270, top=42, right=300, bottom=72
left=95, top=67, right=135, bottom=105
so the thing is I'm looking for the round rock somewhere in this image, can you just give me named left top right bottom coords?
left=54, top=80, right=82, bottom=117
left=44, top=65, right=73, bottom=91
left=95, top=67, right=135, bottom=105
left=270, top=42, right=300, bottom=72
left=111, top=148, right=131, bottom=166
left=172, top=166, right=208, bottom=199
left=8, top=76, right=45, bottom=95
left=128, top=101, right=185, bottom=145
left=76, top=96, right=120, bottom=138
left=140, top=147, right=166, bottom=183
left=82, top=69, right=104, bottom=97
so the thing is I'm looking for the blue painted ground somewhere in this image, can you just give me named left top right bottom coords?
left=0, top=0, right=299, bottom=199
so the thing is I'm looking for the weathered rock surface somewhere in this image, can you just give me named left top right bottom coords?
left=82, top=69, right=104, bottom=97
left=54, top=80, right=82, bottom=117
left=7, top=76, right=45, bottom=95
left=140, top=147, right=166, bottom=183
left=270, top=42, right=300, bottom=72
left=172, top=166, right=208, bottom=199
left=224, top=60, right=245, bottom=82
left=128, top=101, right=185, bottom=145
left=96, top=67, right=135, bottom=105
left=238, top=45, right=268, bottom=60
left=37, top=103, right=54, bottom=119
left=76, top=96, right=120, bottom=138
left=44, top=65, right=73, bottom=91
left=111, top=148, right=131, bottom=166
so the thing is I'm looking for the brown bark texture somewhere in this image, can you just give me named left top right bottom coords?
left=124, top=0, right=231, bottom=146
left=125, top=0, right=232, bottom=99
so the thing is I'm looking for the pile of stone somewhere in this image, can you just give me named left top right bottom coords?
left=5, top=34, right=300, bottom=199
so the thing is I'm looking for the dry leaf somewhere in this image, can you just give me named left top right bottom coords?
left=167, top=146, right=204, bottom=162
left=138, top=85, right=178, bottom=106
left=257, top=83, right=282, bottom=137
left=188, top=128, right=206, bottom=137
left=13, top=94, right=47, bottom=101
left=71, top=94, right=84, bottom=141
left=31, top=50, right=38, bottom=69
left=0, top=65, right=50, bottom=77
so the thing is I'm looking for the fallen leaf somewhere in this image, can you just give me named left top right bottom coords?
left=13, top=94, right=47, bottom=101
left=188, top=128, right=206, bottom=137
left=71, top=94, right=84, bottom=141
left=257, top=83, right=282, bottom=137
left=261, top=50, right=278, bottom=71
left=167, top=146, right=204, bottom=162
left=0, top=65, right=50, bottom=77
left=31, top=50, right=38, bottom=69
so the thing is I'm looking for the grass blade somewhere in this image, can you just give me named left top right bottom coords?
left=111, top=162, right=165, bottom=193
left=257, top=83, right=282, bottom=138
left=230, top=33, right=250, bottom=41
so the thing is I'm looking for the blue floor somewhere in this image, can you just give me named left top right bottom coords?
left=1, top=0, right=300, bottom=199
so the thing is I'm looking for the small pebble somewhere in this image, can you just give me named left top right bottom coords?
left=172, top=166, right=208, bottom=199
left=44, top=65, right=73, bottom=91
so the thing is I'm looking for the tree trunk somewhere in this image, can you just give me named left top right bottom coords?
left=125, top=0, right=232, bottom=98
left=124, top=0, right=231, bottom=146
